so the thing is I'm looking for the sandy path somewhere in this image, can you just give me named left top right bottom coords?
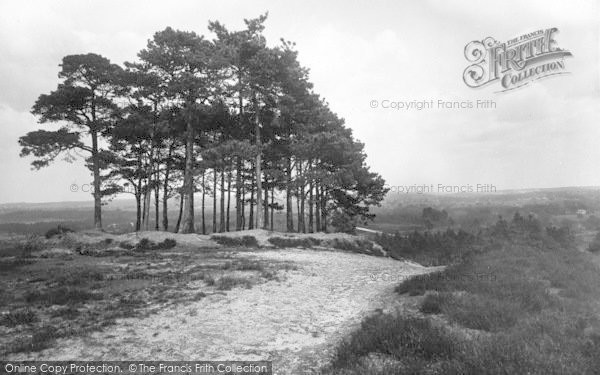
left=7, top=249, right=437, bottom=374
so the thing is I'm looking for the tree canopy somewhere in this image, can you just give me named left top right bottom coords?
left=20, top=14, right=388, bottom=233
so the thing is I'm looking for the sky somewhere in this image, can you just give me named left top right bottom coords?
left=0, top=0, right=599, bottom=203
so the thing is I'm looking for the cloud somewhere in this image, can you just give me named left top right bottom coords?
left=0, top=0, right=598, bottom=202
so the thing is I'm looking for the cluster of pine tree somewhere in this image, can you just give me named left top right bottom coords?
left=19, top=14, right=387, bottom=233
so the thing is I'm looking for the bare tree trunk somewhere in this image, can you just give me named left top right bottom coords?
left=297, top=162, right=305, bottom=233
left=142, top=180, right=149, bottom=230
left=297, top=185, right=301, bottom=232
left=270, top=185, right=274, bottom=231
left=286, top=157, right=294, bottom=232
left=236, top=71, right=244, bottom=231
left=219, top=166, right=225, bottom=233
left=179, top=119, right=195, bottom=233
left=315, top=182, right=321, bottom=232
left=249, top=167, right=255, bottom=230
left=235, top=158, right=242, bottom=231
left=154, top=162, right=160, bottom=231
left=90, top=125, right=102, bottom=230
left=263, top=178, right=269, bottom=230
left=201, top=171, right=206, bottom=235
left=321, top=185, right=327, bottom=232
left=241, top=175, right=246, bottom=230
left=300, top=186, right=306, bottom=233
left=135, top=192, right=142, bottom=232
left=174, top=190, right=184, bottom=233
left=254, top=94, right=263, bottom=229
left=213, top=168, right=217, bottom=234
left=144, top=182, right=151, bottom=231
left=135, top=158, right=143, bottom=232
left=308, top=177, right=314, bottom=233
left=162, top=144, right=173, bottom=231
left=227, top=169, right=232, bottom=232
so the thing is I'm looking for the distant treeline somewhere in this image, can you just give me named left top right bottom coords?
left=375, top=211, right=583, bottom=266
left=373, top=194, right=600, bottom=233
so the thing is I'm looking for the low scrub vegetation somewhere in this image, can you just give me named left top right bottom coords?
left=0, top=258, right=34, bottom=272
left=10, top=326, right=59, bottom=353
left=17, top=235, right=45, bottom=257
left=215, top=276, right=254, bottom=290
left=221, top=259, right=265, bottom=271
left=268, top=236, right=386, bottom=257
left=25, top=287, right=103, bottom=306
left=268, top=236, right=321, bottom=248
left=135, top=237, right=177, bottom=251
left=119, top=241, right=135, bottom=250
left=587, top=231, right=600, bottom=253
left=211, top=235, right=259, bottom=247
left=330, top=315, right=462, bottom=373
left=325, top=213, right=600, bottom=374
left=44, top=225, right=74, bottom=239
left=419, top=292, right=449, bottom=315
left=0, top=309, right=37, bottom=327
left=375, top=229, right=478, bottom=266
left=328, top=238, right=385, bottom=256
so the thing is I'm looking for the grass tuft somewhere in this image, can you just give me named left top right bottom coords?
left=25, top=287, right=103, bottom=306
left=0, top=309, right=37, bottom=327
left=215, top=276, right=253, bottom=290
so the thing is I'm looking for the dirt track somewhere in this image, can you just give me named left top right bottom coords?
left=6, top=248, right=437, bottom=374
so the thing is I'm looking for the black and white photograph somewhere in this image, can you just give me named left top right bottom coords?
left=1, top=1, right=599, bottom=374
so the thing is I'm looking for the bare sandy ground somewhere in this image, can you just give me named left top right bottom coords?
left=6, top=246, right=438, bottom=374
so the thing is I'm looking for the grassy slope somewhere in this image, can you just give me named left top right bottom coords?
left=325, top=229, right=600, bottom=374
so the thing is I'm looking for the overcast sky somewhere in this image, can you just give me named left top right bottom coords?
left=0, top=0, right=599, bottom=203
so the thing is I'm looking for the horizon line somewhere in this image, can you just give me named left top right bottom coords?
left=2, top=185, right=600, bottom=206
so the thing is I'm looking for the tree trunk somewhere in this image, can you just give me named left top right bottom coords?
left=136, top=157, right=143, bottom=232
left=235, top=158, right=242, bottom=231
left=263, top=178, right=269, bottom=230
left=219, top=166, right=225, bottom=233
left=144, top=180, right=151, bottom=231
left=297, top=185, right=301, bottom=232
left=315, top=182, right=321, bottom=232
left=249, top=168, right=255, bottom=230
left=201, top=171, right=206, bottom=235
left=308, top=178, right=314, bottom=233
left=236, top=70, right=244, bottom=231
left=300, top=186, right=306, bottom=233
left=227, top=169, right=232, bottom=232
left=241, top=175, right=246, bottom=230
left=270, top=185, right=274, bottom=231
left=90, top=119, right=102, bottom=230
left=254, top=94, right=263, bottom=229
left=135, top=192, right=141, bottom=232
left=320, top=185, right=327, bottom=232
left=297, top=162, right=305, bottom=233
left=179, top=119, right=195, bottom=233
left=174, top=190, right=184, bottom=233
left=213, top=168, right=217, bottom=234
left=154, top=162, right=160, bottom=231
left=142, top=182, right=148, bottom=230
left=286, top=157, right=294, bottom=232
left=162, top=144, right=172, bottom=231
